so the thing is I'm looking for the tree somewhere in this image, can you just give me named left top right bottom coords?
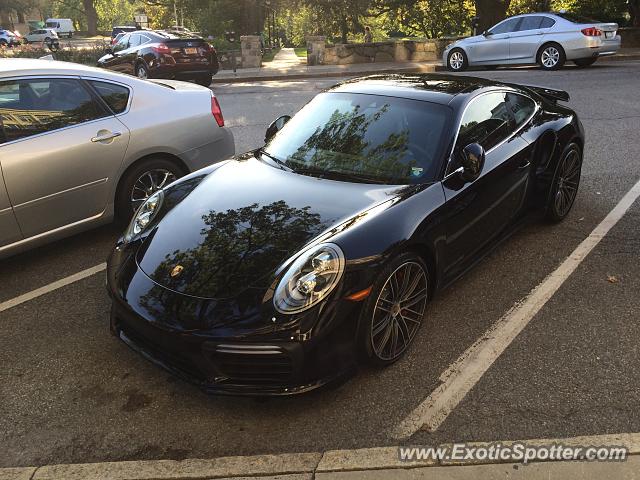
left=474, top=0, right=511, bottom=32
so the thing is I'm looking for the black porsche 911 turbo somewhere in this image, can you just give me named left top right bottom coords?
left=107, top=74, right=584, bottom=396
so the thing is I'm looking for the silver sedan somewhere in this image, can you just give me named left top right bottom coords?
left=0, top=59, right=234, bottom=258
left=444, top=12, right=621, bottom=71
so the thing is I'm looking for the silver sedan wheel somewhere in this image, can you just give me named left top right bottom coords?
left=136, top=65, right=148, bottom=79
left=130, top=169, right=176, bottom=212
left=449, top=51, right=465, bottom=70
left=371, top=261, right=428, bottom=361
left=541, top=46, right=560, bottom=68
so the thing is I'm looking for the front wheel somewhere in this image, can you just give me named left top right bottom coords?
left=136, top=62, right=150, bottom=80
left=538, top=43, right=566, bottom=70
left=447, top=48, right=468, bottom=72
left=546, top=144, right=582, bottom=223
left=358, top=252, right=430, bottom=366
left=574, top=57, right=597, bottom=68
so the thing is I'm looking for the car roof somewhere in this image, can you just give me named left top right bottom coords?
left=0, top=58, right=138, bottom=83
left=328, top=74, right=511, bottom=106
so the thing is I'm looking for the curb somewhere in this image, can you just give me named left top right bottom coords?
left=2, top=432, right=639, bottom=480
left=210, top=54, right=640, bottom=84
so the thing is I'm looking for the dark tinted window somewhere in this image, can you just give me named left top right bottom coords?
left=505, top=93, right=536, bottom=128
left=490, top=18, right=521, bottom=34
left=113, top=33, right=130, bottom=51
left=456, top=92, right=514, bottom=152
left=540, top=16, right=556, bottom=28
left=90, top=81, right=130, bottom=114
left=264, top=92, right=451, bottom=184
left=518, top=16, right=543, bottom=31
left=0, top=78, right=106, bottom=144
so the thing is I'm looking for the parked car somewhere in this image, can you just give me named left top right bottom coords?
left=0, top=59, right=234, bottom=258
left=98, top=30, right=219, bottom=86
left=44, top=18, right=74, bottom=38
left=111, top=25, right=138, bottom=41
left=107, top=74, right=584, bottom=396
left=167, top=25, right=199, bottom=35
left=24, top=28, right=59, bottom=44
left=444, top=11, right=621, bottom=71
left=0, top=29, right=18, bottom=47
left=111, top=32, right=126, bottom=45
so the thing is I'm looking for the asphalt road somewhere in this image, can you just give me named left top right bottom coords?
left=2, top=61, right=640, bottom=468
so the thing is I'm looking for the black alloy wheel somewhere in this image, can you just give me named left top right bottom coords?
left=546, top=144, right=582, bottom=222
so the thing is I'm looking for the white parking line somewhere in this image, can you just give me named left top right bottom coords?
left=0, top=263, right=106, bottom=314
left=392, top=177, right=640, bottom=440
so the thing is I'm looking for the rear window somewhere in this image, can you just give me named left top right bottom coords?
left=555, top=12, right=600, bottom=24
left=90, top=81, right=130, bottom=114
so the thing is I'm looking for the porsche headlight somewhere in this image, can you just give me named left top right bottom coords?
left=274, top=243, right=345, bottom=314
left=124, top=190, right=164, bottom=242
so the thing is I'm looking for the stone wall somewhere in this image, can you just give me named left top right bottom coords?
left=619, top=27, right=640, bottom=48
left=312, top=38, right=461, bottom=66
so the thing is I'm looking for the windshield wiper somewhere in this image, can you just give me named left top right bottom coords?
left=293, top=165, right=388, bottom=184
left=257, top=149, right=293, bottom=172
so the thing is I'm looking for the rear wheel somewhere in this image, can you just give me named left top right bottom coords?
left=538, top=43, right=566, bottom=70
left=115, top=157, right=186, bottom=223
left=358, top=252, right=430, bottom=367
left=574, top=57, right=597, bottom=68
left=546, top=143, right=582, bottom=223
left=447, top=48, right=468, bottom=72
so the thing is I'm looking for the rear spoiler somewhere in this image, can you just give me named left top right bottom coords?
left=522, top=85, right=570, bottom=103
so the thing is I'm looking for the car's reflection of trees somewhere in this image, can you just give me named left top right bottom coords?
left=138, top=201, right=325, bottom=329
left=290, top=105, right=416, bottom=182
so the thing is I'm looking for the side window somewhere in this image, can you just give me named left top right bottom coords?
left=505, top=93, right=536, bottom=128
left=490, top=18, right=521, bottom=34
left=129, top=34, right=141, bottom=48
left=518, top=16, right=543, bottom=31
left=540, top=17, right=555, bottom=28
left=0, top=78, right=107, bottom=144
left=89, top=81, right=130, bottom=114
left=139, top=35, right=151, bottom=45
left=456, top=92, right=514, bottom=153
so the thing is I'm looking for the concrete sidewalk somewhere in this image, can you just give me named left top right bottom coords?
left=211, top=48, right=640, bottom=84
left=2, top=432, right=639, bottom=480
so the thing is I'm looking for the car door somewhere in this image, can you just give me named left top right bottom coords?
left=471, top=17, right=521, bottom=63
left=509, top=15, right=552, bottom=61
left=0, top=166, right=22, bottom=248
left=0, top=77, right=130, bottom=239
left=441, top=91, right=535, bottom=281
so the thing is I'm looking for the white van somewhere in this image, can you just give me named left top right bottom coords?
left=44, top=18, right=74, bottom=38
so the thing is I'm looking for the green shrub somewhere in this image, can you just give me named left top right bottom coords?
left=0, top=43, right=107, bottom=66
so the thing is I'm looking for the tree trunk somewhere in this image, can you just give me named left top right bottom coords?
left=82, top=0, right=98, bottom=35
left=630, top=0, right=640, bottom=27
left=0, top=10, right=12, bottom=29
left=475, top=0, right=511, bottom=33
left=340, top=16, right=348, bottom=44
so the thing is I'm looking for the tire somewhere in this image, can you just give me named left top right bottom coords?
left=538, top=43, right=566, bottom=70
left=44, top=37, right=51, bottom=43
left=447, top=48, right=468, bottom=72
left=0, top=40, right=7, bottom=47
left=115, top=157, right=186, bottom=223
left=574, top=57, right=597, bottom=68
left=195, top=74, right=212, bottom=87
left=135, top=61, right=150, bottom=80
left=545, top=143, right=582, bottom=223
left=357, top=251, right=430, bottom=367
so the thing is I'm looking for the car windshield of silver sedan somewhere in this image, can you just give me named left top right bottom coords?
left=263, top=92, right=451, bottom=185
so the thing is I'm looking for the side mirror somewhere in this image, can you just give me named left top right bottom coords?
left=104, top=47, right=112, bottom=54
left=483, top=30, right=492, bottom=37
left=265, top=115, right=291, bottom=143
left=459, top=143, right=485, bottom=182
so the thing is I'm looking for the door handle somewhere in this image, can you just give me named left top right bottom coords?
left=91, top=131, right=122, bottom=143
left=518, top=161, right=531, bottom=170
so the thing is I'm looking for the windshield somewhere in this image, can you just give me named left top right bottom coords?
left=263, top=92, right=451, bottom=184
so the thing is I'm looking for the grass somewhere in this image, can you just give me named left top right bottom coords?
left=294, top=47, right=307, bottom=58
left=261, top=47, right=280, bottom=62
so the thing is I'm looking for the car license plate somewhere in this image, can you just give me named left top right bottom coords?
left=184, top=47, right=198, bottom=55
left=605, top=31, right=613, bottom=39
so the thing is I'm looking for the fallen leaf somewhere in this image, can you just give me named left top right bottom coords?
left=607, top=275, right=619, bottom=284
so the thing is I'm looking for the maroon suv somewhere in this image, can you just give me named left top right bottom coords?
left=98, top=30, right=219, bottom=86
